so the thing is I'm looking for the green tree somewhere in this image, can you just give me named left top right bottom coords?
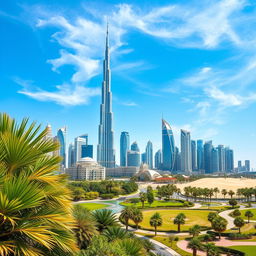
left=150, top=212, right=163, bottom=235
left=102, top=226, right=131, bottom=242
left=93, top=209, right=119, bottom=232
left=228, top=190, right=235, bottom=199
left=73, top=205, right=98, bottom=249
left=232, top=209, right=241, bottom=217
left=229, top=199, right=238, bottom=208
left=0, top=113, right=77, bottom=256
left=211, top=217, right=227, bottom=239
left=221, top=189, right=227, bottom=199
left=120, top=206, right=135, bottom=230
left=207, top=212, right=217, bottom=223
left=204, top=243, right=219, bottom=256
left=245, top=210, right=254, bottom=223
left=139, top=192, right=147, bottom=208
left=147, top=190, right=154, bottom=206
left=131, top=207, right=143, bottom=229
left=187, top=238, right=202, bottom=256
left=234, top=217, right=245, bottom=233
left=173, top=213, right=186, bottom=232
left=189, top=225, right=201, bottom=238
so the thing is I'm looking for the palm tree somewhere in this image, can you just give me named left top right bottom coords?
left=102, top=226, right=132, bottom=241
left=0, top=113, right=77, bottom=256
left=189, top=225, right=201, bottom=237
left=114, top=238, right=146, bottom=256
left=120, top=206, right=135, bottom=230
left=131, top=207, right=143, bottom=229
left=139, top=192, right=147, bottom=208
left=245, top=210, right=254, bottom=223
left=213, top=187, right=219, bottom=199
left=73, top=204, right=98, bottom=249
left=204, top=243, right=219, bottom=256
left=93, top=209, right=119, bottom=232
left=221, top=189, right=227, bottom=199
left=211, top=216, right=227, bottom=239
left=208, top=212, right=217, bottom=223
left=187, top=238, right=202, bottom=256
left=150, top=212, right=162, bottom=235
left=234, top=217, right=245, bottom=233
left=228, top=190, right=235, bottom=199
left=173, top=213, right=186, bottom=232
left=140, top=239, right=155, bottom=253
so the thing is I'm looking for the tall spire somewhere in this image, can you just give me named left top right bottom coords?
left=97, top=24, right=116, bottom=168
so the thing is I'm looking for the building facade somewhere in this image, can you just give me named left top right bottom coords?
left=211, top=147, right=219, bottom=172
left=154, top=150, right=162, bottom=169
left=145, top=140, right=153, bottom=169
left=97, top=26, right=115, bottom=168
left=120, top=131, right=130, bottom=166
left=180, top=129, right=192, bottom=174
left=204, top=141, right=213, bottom=173
left=191, top=140, right=197, bottom=171
left=106, top=166, right=139, bottom=178
left=131, top=141, right=140, bottom=152
left=217, top=145, right=225, bottom=172
left=57, top=127, right=67, bottom=168
left=127, top=150, right=140, bottom=167
left=197, top=140, right=204, bottom=171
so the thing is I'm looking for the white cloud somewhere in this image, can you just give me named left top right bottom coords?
left=121, top=101, right=138, bottom=107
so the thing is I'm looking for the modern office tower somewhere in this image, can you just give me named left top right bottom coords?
left=127, top=150, right=140, bottom=167
left=97, top=26, right=115, bottom=168
left=211, top=147, right=219, bottom=172
left=66, top=158, right=105, bottom=180
left=57, top=127, right=67, bottom=168
left=225, top=147, right=234, bottom=172
left=141, top=152, right=146, bottom=164
left=154, top=150, right=162, bottom=169
left=181, top=129, right=192, bottom=174
left=68, top=143, right=75, bottom=168
left=120, top=131, right=130, bottom=166
left=197, top=140, right=204, bottom=171
left=81, top=145, right=93, bottom=158
left=131, top=141, right=140, bottom=152
left=75, top=135, right=87, bottom=163
left=204, top=141, right=213, bottom=173
left=191, top=140, right=197, bottom=171
left=145, top=140, right=153, bottom=169
left=245, top=160, right=250, bottom=171
left=106, top=166, right=139, bottom=178
left=173, top=147, right=180, bottom=173
left=162, top=119, right=175, bottom=171
left=45, top=124, right=53, bottom=140
left=217, top=145, right=225, bottom=172
left=238, top=160, right=242, bottom=171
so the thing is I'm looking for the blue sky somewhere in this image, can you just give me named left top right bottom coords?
left=1, top=0, right=256, bottom=168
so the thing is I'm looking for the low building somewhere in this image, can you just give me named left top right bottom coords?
left=154, top=176, right=177, bottom=183
left=135, top=164, right=162, bottom=181
left=66, top=157, right=105, bottom=180
left=106, top=166, right=139, bottom=178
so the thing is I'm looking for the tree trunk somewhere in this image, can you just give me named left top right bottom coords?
left=219, top=232, right=221, bottom=240
left=126, top=220, right=128, bottom=230
left=239, top=227, right=241, bottom=234
left=178, top=224, right=180, bottom=232
left=155, top=226, right=157, bottom=236
left=193, top=248, right=197, bottom=256
left=248, top=217, right=250, bottom=223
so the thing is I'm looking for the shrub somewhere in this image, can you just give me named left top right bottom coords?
left=229, top=233, right=252, bottom=240
left=84, top=191, right=99, bottom=200
left=101, top=193, right=115, bottom=199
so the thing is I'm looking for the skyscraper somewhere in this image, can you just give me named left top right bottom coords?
left=75, top=135, right=87, bottom=163
left=204, top=141, right=213, bottom=173
left=68, top=143, right=75, bottom=168
left=81, top=145, right=93, bottom=158
left=245, top=160, right=250, bottom=171
left=154, top=150, right=162, bottom=169
left=127, top=150, right=140, bottom=167
left=97, top=26, right=115, bottom=168
left=211, top=147, right=219, bottom=172
left=217, top=145, right=225, bottom=172
left=131, top=141, right=140, bottom=152
left=162, top=119, right=175, bottom=171
left=173, top=146, right=181, bottom=173
left=225, top=147, right=234, bottom=172
left=181, top=129, right=192, bottom=174
left=191, top=140, right=197, bottom=171
left=120, top=131, right=130, bottom=166
left=197, top=140, right=204, bottom=171
left=145, top=140, right=153, bottom=169
left=57, top=127, right=67, bottom=168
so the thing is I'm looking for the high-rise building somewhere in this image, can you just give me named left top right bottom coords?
left=225, top=147, right=234, bottom=172
left=68, top=143, right=75, bottom=168
left=145, top=141, right=153, bottom=169
left=191, top=140, right=197, bottom=171
left=141, top=152, right=146, bottom=164
left=75, top=135, right=87, bottom=163
left=181, top=129, right=192, bottom=174
left=120, top=131, right=130, bottom=166
left=81, top=145, right=93, bottom=158
left=238, top=160, right=242, bottom=171
left=162, top=119, right=175, bottom=171
left=173, top=147, right=181, bottom=173
left=217, top=145, right=225, bottom=172
left=57, top=127, right=67, bottom=168
left=204, top=141, right=213, bottom=173
left=97, top=26, right=115, bottom=168
left=127, top=150, right=140, bottom=167
left=131, top=141, right=140, bottom=152
left=211, top=147, right=219, bottom=172
left=245, top=160, right=250, bottom=172
left=154, top=150, right=162, bottom=169
left=197, top=140, right=204, bottom=171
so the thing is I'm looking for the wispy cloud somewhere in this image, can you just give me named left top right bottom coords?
left=120, top=101, right=138, bottom=107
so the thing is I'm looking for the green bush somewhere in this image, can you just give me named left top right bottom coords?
left=101, top=193, right=115, bottom=199
left=228, top=233, right=252, bottom=240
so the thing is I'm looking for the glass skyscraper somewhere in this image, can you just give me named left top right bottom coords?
left=162, top=119, right=175, bottom=171
left=57, top=127, right=67, bottom=168
left=75, top=135, right=87, bottom=163
left=204, top=141, right=213, bottom=173
left=127, top=150, right=140, bottom=167
left=131, top=141, right=140, bottom=152
left=217, top=145, right=225, bottom=172
left=181, top=129, right=192, bottom=174
left=120, top=131, right=130, bottom=166
left=154, top=150, right=162, bottom=169
left=197, top=140, right=204, bottom=171
left=97, top=26, right=115, bottom=168
left=211, top=147, right=219, bottom=172
left=145, top=140, right=153, bottom=169
left=68, top=143, right=75, bottom=168
left=225, top=147, right=234, bottom=172
left=191, top=140, right=197, bottom=171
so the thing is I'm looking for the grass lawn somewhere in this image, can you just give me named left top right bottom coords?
left=228, top=246, right=256, bottom=256
left=240, top=208, right=256, bottom=221
left=130, top=209, right=213, bottom=232
left=121, top=200, right=185, bottom=209
left=78, top=202, right=109, bottom=210
left=225, top=223, right=256, bottom=234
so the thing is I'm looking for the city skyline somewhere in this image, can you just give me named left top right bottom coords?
left=1, top=0, right=256, bottom=168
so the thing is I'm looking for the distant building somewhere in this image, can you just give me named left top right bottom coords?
left=162, top=119, right=175, bottom=171
left=127, top=150, right=140, bottom=167
left=66, top=157, right=105, bottom=180
left=106, top=166, right=139, bottom=178
left=131, top=141, right=140, bottom=152
left=217, top=145, right=225, bottom=172
left=197, top=140, right=204, bottom=171
left=191, top=140, right=197, bottom=171
left=145, top=140, right=153, bottom=169
left=204, top=141, right=213, bottom=173
left=136, top=164, right=161, bottom=181
left=141, top=152, right=146, bottom=164
left=68, top=143, right=75, bottom=168
left=211, top=147, right=219, bottom=172
left=245, top=160, right=250, bottom=172
left=238, top=160, right=242, bottom=171
left=225, top=147, right=234, bottom=172
left=74, top=135, right=87, bottom=163
left=154, top=150, right=162, bottom=169
left=57, top=127, right=67, bottom=168
left=120, top=131, right=130, bottom=166
left=181, top=129, right=192, bottom=174
left=81, top=145, right=93, bottom=158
